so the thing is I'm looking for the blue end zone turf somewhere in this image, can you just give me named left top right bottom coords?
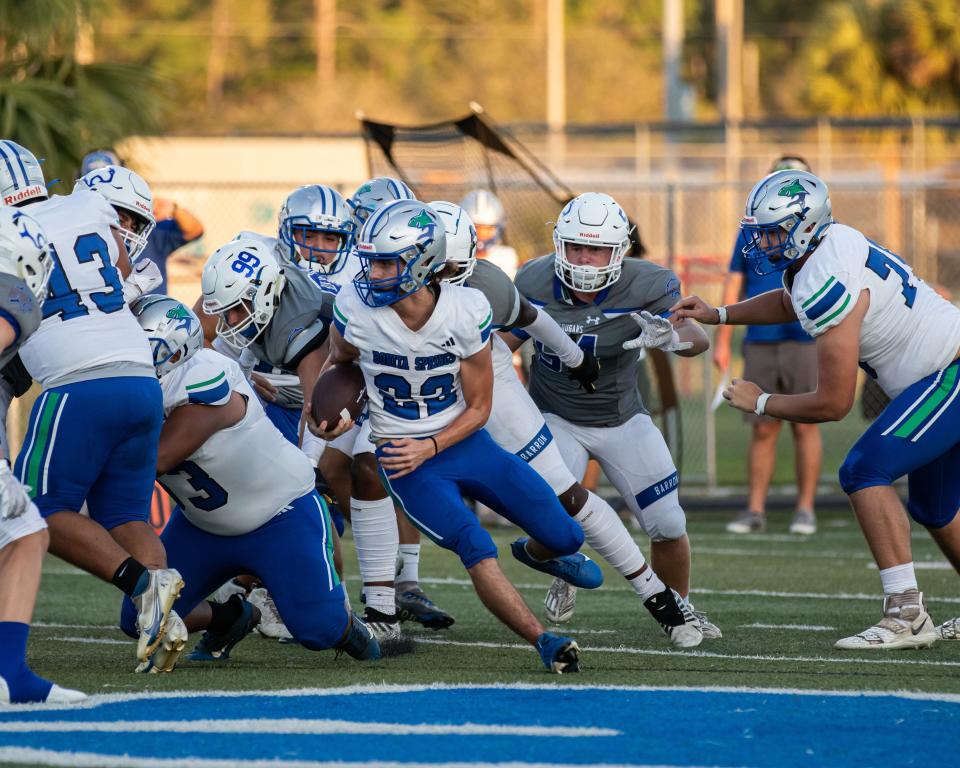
left=1, top=684, right=959, bottom=766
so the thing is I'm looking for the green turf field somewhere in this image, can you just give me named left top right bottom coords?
left=28, top=508, right=960, bottom=698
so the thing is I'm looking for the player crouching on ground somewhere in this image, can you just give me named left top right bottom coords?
left=309, top=200, right=602, bottom=673
left=673, top=169, right=960, bottom=649
left=118, top=295, right=379, bottom=672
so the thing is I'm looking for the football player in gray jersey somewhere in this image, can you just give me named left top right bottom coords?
left=0, top=206, right=85, bottom=703
left=506, top=193, right=721, bottom=639
left=431, top=201, right=702, bottom=646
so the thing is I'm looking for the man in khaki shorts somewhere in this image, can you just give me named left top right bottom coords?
left=713, top=156, right=822, bottom=534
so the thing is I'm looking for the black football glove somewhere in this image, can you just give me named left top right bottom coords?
left=568, top=348, right=600, bottom=393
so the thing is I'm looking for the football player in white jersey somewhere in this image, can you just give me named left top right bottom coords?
left=673, top=169, right=960, bottom=649
left=460, top=190, right=519, bottom=278
left=504, top=193, right=719, bottom=641
left=9, top=145, right=182, bottom=667
left=0, top=204, right=84, bottom=703
left=117, top=296, right=379, bottom=670
left=310, top=200, right=603, bottom=673
left=426, top=200, right=702, bottom=646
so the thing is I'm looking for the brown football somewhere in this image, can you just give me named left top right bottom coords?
left=311, top=362, right=368, bottom=429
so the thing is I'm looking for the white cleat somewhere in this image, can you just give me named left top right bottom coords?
left=684, top=598, right=722, bottom=640
left=789, top=510, right=817, bottom=535
left=643, top=587, right=703, bottom=649
left=0, top=678, right=86, bottom=705
left=936, top=617, right=960, bottom=641
left=210, top=578, right=249, bottom=604
left=248, top=587, right=293, bottom=641
left=544, top=577, right=577, bottom=624
left=136, top=610, right=188, bottom=674
left=134, top=568, right=184, bottom=662
left=835, top=589, right=938, bottom=650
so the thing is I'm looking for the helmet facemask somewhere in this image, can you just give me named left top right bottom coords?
left=280, top=217, right=355, bottom=275
left=354, top=242, right=434, bottom=307
left=115, top=206, right=156, bottom=262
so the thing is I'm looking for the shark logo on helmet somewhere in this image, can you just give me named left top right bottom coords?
left=165, top=305, right=194, bottom=333
left=407, top=210, right=433, bottom=230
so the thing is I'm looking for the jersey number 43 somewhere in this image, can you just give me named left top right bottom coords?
left=43, top=233, right=125, bottom=321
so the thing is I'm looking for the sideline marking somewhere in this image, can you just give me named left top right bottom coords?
left=738, top=623, right=835, bottom=631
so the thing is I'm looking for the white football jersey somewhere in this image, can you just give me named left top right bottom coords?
left=788, top=223, right=960, bottom=398
left=21, top=190, right=153, bottom=387
left=333, top=282, right=493, bottom=440
left=158, top=349, right=315, bottom=536
left=327, top=251, right=362, bottom=290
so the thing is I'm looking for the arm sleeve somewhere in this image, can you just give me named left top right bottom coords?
left=641, top=267, right=683, bottom=317
left=793, top=265, right=858, bottom=337
left=522, top=307, right=583, bottom=367
left=0, top=274, right=40, bottom=345
left=172, top=360, right=233, bottom=410
left=283, top=315, right=331, bottom=370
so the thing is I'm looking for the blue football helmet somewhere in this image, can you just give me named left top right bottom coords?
left=278, top=184, right=355, bottom=275
left=740, top=170, right=833, bottom=275
left=353, top=200, right=446, bottom=307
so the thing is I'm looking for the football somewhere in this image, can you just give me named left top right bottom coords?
left=311, top=362, right=368, bottom=429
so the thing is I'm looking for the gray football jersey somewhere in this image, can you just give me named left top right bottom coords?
left=248, top=265, right=336, bottom=406
left=0, top=273, right=41, bottom=371
left=514, top=255, right=681, bottom=427
left=464, top=259, right=521, bottom=329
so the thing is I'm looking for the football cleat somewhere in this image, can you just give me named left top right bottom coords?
left=789, top=510, right=817, bottom=535
left=362, top=607, right=415, bottom=656
left=536, top=632, right=581, bottom=674
left=937, top=617, right=959, bottom=640
left=835, top=589, right=937, bottom=650
left=510, top=538, right=603, bottom=589
left=187, top=600, right=261, bottom=661
left=683, top=597, right=722, bottom=640
left=209, top=577, right=250, bottom=603
left=726, top=510, right=766, bottom=534
left=396, top=586, right=456, bottom=630
left=0, top=677, right=86, bottom=705
left=336, top=611, right=382, bottom=661
left=248, top=587, right=293, bottom=641
left=544, top=577, right=577, bottom=624
left=643, top=587, right=703, bottom=648
left=134, top=568, right=184, bottom=662
left=136, top=610, right=187, bottom=674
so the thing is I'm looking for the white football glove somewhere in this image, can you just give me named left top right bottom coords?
left=123, top=258, right=163, bottom=303
left=0, top=461, right=33, bottom=520
left=623, top=310, right=693, bottom=352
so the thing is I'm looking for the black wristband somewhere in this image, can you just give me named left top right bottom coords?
left=429, top=436, right=439, bottom=456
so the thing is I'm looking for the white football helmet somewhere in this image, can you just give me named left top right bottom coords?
left=553, top=192, right=631, bottom=292
left=75, top=165, right=156, bottom=262
left=201, top=238, right=286, bottom=350
left=0, top=140, right=47, bottom=207
left=354, top=200, right=446, bottom=307
left=430, top=200, right=477, bottom=285
left=0, top=206, right=54, bottom=302
left=278, top=184, right=355, bottom=275
left=740, top=170, right=833, bottom=275
left=459, top=189, right=504, bottom=251
left=131, top=295, right=204, bottom=377
left=348, top=177, right=416, bottom=228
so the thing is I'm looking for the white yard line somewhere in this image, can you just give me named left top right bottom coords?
left=737, top=623, right=835, bottom=631
left=47, top=637, right=129, bottom=646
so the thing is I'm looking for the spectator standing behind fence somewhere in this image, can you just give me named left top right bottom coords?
left=80, top=151, right=204, bottom=295
left=713, top=156, right=822, bottom=535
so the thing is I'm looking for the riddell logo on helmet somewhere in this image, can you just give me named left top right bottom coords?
left=579, top=232, right=600, bottom=239
left=358, top=243, right=375, bottom=252
left=3, top=185, right=45, bottom=206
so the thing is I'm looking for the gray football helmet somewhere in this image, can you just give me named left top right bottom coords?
left=278, top=184, right=355, bottom=275
left=353, top=200, right=446, bottom=307
left=348, top=177, right=416, bottom=228
left=132, top=295, right=204, bottom=377
left=740, top=170, right=833, bottom=275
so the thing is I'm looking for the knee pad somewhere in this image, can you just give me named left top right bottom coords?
left=119, top=596, right=138, bottom=639
left=540, top=515, right=584, bottom=556
left=839, top=446, right=892, bottom=495
left=637, top=496, right=687, bottom=542
left=452, top=523, right=497, bottom=569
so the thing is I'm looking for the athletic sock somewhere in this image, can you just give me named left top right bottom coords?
left=397, top=544, right=421, bottom=587
left=351, top=496, right=399, bottom=617
left=0, top=622, right=52, bottom=704
left=879, top=562, right=918, bottom=596
left=112, top=557, right=149, bottom=598
left=574, top=492, right=650, bottom=578
left=628, top=566, right=667, bottom=601
left=206, top=594, right=244, bottom=634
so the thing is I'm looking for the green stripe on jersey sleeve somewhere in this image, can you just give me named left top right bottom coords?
left=802, top=275, right=836, bottom=309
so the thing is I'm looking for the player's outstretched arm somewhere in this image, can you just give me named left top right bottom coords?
left=511, top=297, right=599, bottom=392
left=670, top=288, right=796, bottom=326
left=723, top=290, right=867, bottom=423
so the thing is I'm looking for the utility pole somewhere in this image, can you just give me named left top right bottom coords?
left=207, top=0, right=231, bottom=111
left=315, top=0, right=336, bottom=96
left=715, top=0, right=743, bottom=123
left=546, top=0, right=566, bottom=167
left=663, top=0, right=683, bottom=123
